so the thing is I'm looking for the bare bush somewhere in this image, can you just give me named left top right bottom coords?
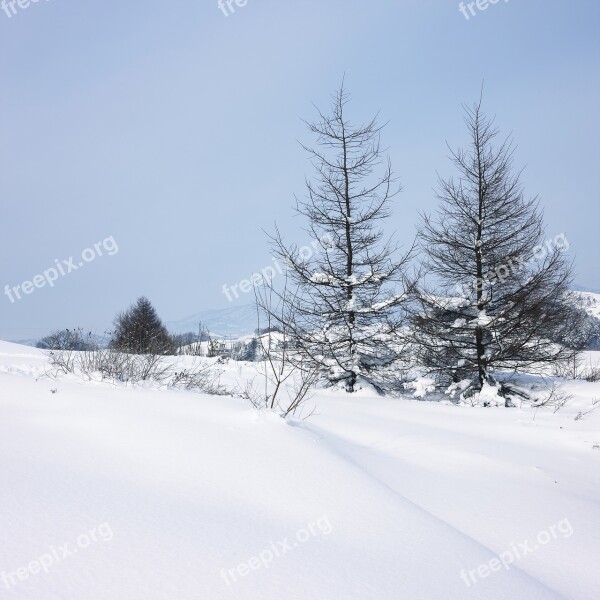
left=532, top=380, right=572, bottom=414
left=37, top=328, right=96, bottom=351
left=552, top=355, right=600, bottom=382
left=179, top=342, right=205, bottom=357
left=235, top=365, right=318, bottom=418
left=47, top=347, right=79, bottom=375
left=239, top=280, right=319, bottom=418
left=574, top=398, right=600, bottom=421
left=170, top=364, right=227, bottom=395
left=49, top=346, right=173, bottom=383
left=585, top=363, right=600, bottom=383
left=46, top=347, right=224, bottom=394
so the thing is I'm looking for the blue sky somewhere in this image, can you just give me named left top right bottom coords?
left=1, top=0, right=598, bottom=339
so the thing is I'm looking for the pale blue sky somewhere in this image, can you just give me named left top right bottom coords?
left=1, top=0, right=599, bottom=339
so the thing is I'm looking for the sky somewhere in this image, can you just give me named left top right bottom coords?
left=1, top=0, right=599, bottom=340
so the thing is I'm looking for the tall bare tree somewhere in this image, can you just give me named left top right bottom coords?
left=414, top=96, right=580, bottom=402
left=270, top=82, right=414, bottom=393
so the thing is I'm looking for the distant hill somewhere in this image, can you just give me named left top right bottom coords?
left=572, top=284, right=600, bottom=295
left=575, top=291, right=600, bottom=319
left=166, top=304, right=259, bottom=338
left=8, top=338, right=40, bottom=348
left=11, top=290, right=600, bottom=346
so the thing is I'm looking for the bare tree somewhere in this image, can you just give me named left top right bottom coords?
left=270, top=81, right=414, bottom=393
left=240, top=279, right=318, bottom=418
left=413, top=95, right=580, bottom=402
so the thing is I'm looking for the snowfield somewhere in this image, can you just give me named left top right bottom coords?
left=0, top=340, right=599, bottom=600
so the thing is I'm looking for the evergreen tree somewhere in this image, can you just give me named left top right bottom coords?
left=111, top=297, right=174, bottom=355
left=268, top=83, right=414, bottom=392
left=413, top=97, right=579, bottom=401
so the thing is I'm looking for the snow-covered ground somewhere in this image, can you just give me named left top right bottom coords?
left=0, top=340, right=598, bottom=600
left=577, top=291, right=600, bottom=319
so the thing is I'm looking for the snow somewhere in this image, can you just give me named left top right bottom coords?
left=474, top=309, right=493, bottom=327
left=404, top=376, right=436, bottom=398
left=576, top=291, right=600, bottom=319
left=309, top=271, right=332, bottom=284
left=1, top=340, right=599, bottom=600
left=469, top=380, right=503, bottom=406
left=446, top=379, right=471, bottom=398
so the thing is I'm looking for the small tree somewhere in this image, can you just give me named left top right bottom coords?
left=111, top=297, right=175, bottom=355
left=246, top=279, right=318, bottom=417
left=414, top=96, right=579, bottom=402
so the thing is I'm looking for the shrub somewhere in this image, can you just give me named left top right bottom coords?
left=37, top=328, right=96, bottom=351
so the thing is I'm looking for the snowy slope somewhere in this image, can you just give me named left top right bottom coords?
left=576, top=291, right=600, bottom=319
left=0, top=341, right=598, bottom=600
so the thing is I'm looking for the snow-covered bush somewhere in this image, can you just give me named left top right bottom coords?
left=37, top=328, right=96, bottom=351
left=169, top=365, right=227, bottom=395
